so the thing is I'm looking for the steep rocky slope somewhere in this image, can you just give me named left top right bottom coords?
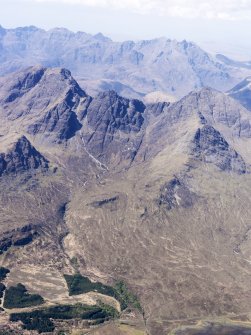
left=0, top=135, right=48, bottom=176
left=0, top=25, right=250, bottom=99
left=0, top=67, right=251, bottom=335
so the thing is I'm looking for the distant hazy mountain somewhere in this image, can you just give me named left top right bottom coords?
left=228, top=77, right=251, bottom=111
left=143, top=91, right=177, bottom=104
left=0, top=25, right=250, bottom=99
left=216, top=54, right=251, bottom=70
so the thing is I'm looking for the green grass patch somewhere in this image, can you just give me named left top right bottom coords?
left=97, top=301, right=119, bottom=318
left=64, top=274, right=141, bottom=311
left=0, top=266, right=10, bottom=281
left=45, top=303, right=117, bottom=320
left=4, top=283, right=44, bottom=309
left=64, top=273, right=117, bottom=297
left=10, top=303, right=118, bottom=333
left=10, top=312, right=55, bottom=333
left=114, top=281, right=142, bottom=311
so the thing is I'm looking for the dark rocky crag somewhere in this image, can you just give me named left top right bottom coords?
left=192, top=125, right=246, bottom=174
left=0, top=136, right=48, bottom=176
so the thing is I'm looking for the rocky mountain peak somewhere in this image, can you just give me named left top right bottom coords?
left=0, top=135, right=49, bottom=176
left=0, top=66, right=86, bottom=106
left=191, top=125, right=246, bottom=174
left=144, top=86, right=251, bottom=174
left=0, top=66, right=45, bottom=102
left=80, top=90, right=146, bottom=164
left=172, top=87, right=251, bottom=138
left=86, top=90, right=145, bottom=133
left=93, top=32, right=111, bottom=42
left=0, top=66, right=86, bottom=142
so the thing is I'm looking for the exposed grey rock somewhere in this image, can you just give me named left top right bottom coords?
left=159, top=177, right=195, bottom=210
left=0, top=67, right=250, bottom=175
left=85, top=90, right=145, bottom=133
left=0, top=136, right=49, bottom=176
left=145, top=101, right=170, bottom=117
left=191, top=125, right=246, bottom=174
left=140, top=87, right=251, bottom=171
left=78, top=95, right=93, bottom=121
left=0, top=67, right=85, bottom=141
left=0, top=67, right=148, bottom=167
left=2, top=67, right=45, bottom=103
left=155, top=87, right=251, bottom=139
left=81, top=90, right=146, bottom=163
left=0, top=224, right=39, bottom=254
left=27, top=88, right=83, bottom=141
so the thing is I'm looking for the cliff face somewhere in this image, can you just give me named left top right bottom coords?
left=192, top=125, right=246, bottom=174
left=0, top=136, right=48, bottom=176
left=80, top=90, right=146, bottom=164
left=0, top=67, right=85, bottom=142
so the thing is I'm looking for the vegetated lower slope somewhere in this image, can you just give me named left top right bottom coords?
left=0, top=67, right=251, bottom=335
left=3, top=283, right=44, bottom=309
left=0, top=25, right=251, bottom=99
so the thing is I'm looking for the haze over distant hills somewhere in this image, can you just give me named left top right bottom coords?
left=228, top=76, right=251, bottom=111
left=0, top=25, right=251, bottom=100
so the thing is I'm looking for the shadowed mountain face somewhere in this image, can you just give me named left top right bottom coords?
left=0, top=67, right=251, bottom=335
left=0, top=25, right=251, bottom=99
left=0, top=66, right=85, bottom=142
left=80, top=90, right=146, bottom=164
left=0, top=136, right=48, bottom=176
left=192, top=125, right=246, bottom=174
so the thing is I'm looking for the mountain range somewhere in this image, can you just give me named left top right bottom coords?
left=1, top=25, right=251, bottom=100
left=0, top=65, right=251, bottom=334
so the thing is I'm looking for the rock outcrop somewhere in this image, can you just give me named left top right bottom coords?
left=0, top=136, right=48, bottom=176
left=159, top=177, right=195, bottom=210
left=0, top=224, right=39, bottom=254
left=0, top=67, right=85, bottom=142
left=80, top=90, right=146, bottom=164
left=192, top=125, right=246, bottom=174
